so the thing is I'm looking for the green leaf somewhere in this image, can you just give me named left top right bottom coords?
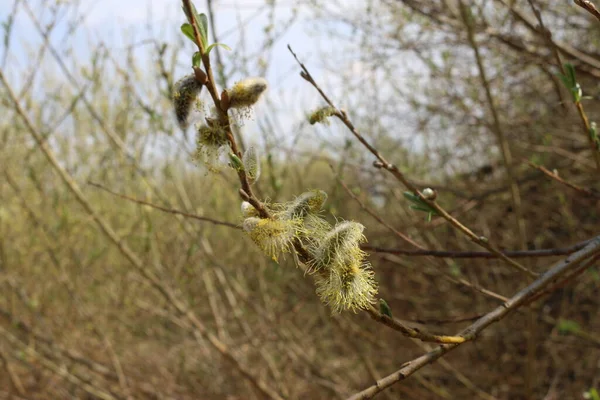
left=205, top=42, right=232, bottom=55
left=565, top=63, right=576, bottom=87
left=573, top=83, right=582, bottom=103
left=405, top=191, right=439, bottom=220
left=557, top=319, right=580, bottom=334
left=181, top=2, right=195, bottom=24
left=557, top=63, right=583, bottom=103
left=198, top=13, right=209, bottom=46
left=181, top=23, right=196, bottom=44
left=180, top=2, right=208, bottom=50
left=587, top=388, right=600, bottom=400
left=403, top=191, right=420, bottom=203
left=192, top=51, right=202, bottom=68
left=426, top=212, right=433, bottom=222
left=228, top=153, right=244, bottom=171
left=379, top=299, right=393, bottom=318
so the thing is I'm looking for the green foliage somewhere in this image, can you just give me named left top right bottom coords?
left=403, top=191, right=439, bottom=222
left=379, top=298, right=393, bottom=317
left=585, top=388, right=600, bottom=400
left=180, top=1, right=230, bottom=56
left=558, top=63, right=582, bottom=103
left=557, top=319, right=581, bottom=334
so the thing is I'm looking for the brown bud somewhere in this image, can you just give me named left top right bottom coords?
left=220, top=89, right=230, bottom=111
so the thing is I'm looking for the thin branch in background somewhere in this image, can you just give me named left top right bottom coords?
left=574, top=0, right=600, bottom=22
left=459, top=0, right=527, bottom=254
left=363, top=237, right=593, bottom=258
left=347, top=236, right=600, bottom=399
left=526, top=161, right=600, bottom=198
left=88, top=181, right=241, bottom=229
left=0, top=68, right=286, bottom=400
left=521, top=0, right=600, bottom=171
left=288, top=44, right=537, bottom=278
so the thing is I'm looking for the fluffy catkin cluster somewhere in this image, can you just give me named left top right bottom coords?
left=308, top=106, right=337, bottom=125
left=242, top=190, right=378, bottom=313
left=310, top=221, right=377, bottom=313
left=227, top=77, right=268, bottom=109
left=193, top=122, right=228, bottom=171
left=173, top=74, right=203, bottom=129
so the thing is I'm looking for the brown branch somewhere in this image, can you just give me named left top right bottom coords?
left=88, top=181, right=241, bottom=229
left=363, top=237, right=593, bottom=258
left=365, top=306, right=466, bottom=344
left=346, top=235, right=600, bottom=399
left=288, top=44, right=537, bottom=278
left=574, top=0, right=600, bottom=22
left=526, top=161, right=600, bottom=198
left=334, top=173, right=425, bottom=250
left=181, top=0, right=270, bottom=220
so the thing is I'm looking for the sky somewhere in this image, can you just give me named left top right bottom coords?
left=0, top=0, right=420, bottom=163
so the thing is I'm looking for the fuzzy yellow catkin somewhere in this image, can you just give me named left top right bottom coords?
left=308, top=106, right=337, bottom=125
left=242, top=216, right=302, bottom=261
left=283, top=190, right=328, bottom=219
left=173, top=74, right=203, bottom=129
left=310, top=221, right=366, bottom=272
left=241, top=201, right=259, bottom=218
left=227, top=77, right=268, bottom=109
left=315, top=260, right=378, bottom=313
left=193, top=124, right=229, bottom=171
left=196, top=124, right=228, bottom=148
left=242, top=145, right=261, bottom=184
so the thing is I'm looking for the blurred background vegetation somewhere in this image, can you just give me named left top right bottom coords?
left=0, top=0, right=599, bottom=399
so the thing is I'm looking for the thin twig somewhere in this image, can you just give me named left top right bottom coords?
left=363, top=238, right=593, bottom=258
left=88, top=181, right=241, bottom=229
left=526, top=161, right=600, bottom=198
left=288, top=44, right=537, bottom=278
left=346, top=235, right=600, bottom=399
left=574, top=0, right=600, bottom=22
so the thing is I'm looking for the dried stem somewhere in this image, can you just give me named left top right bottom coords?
left=88, top=181, right=241, bottom=229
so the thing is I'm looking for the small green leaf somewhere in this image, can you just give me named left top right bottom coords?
left=181, top=2, right=208, bottom=50
left=557, top=319, right=580, bottom=334
left=205, top=42, right=232, bottom=55
left=573, top=83, right=582, bottom=103
left=198, top=13, right=209, bottom=45
left=229, top=153, right=244, bottom=171
left=405, top=191, right=439, bottom=220
left=379, top=299, right=393, bottom=318
left=403, top=191, right=420, bottom=202
left=181, top=2, right=196, bottom=24
left=192, top=51, right=202, bottom=68
left=181, top=23, right=197, bottom=44
left=557, top=63, right=583, bottom=103
left=565, top=63, right=576, bottom=87
left=587, top=388, right=600, bottom=400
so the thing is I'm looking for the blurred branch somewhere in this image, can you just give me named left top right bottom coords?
left=459, top=0, right=527, bottom=253
left=526, top=161, right=600, bottom=198
left=88, top=181, right=241, bottom=229
left=347, top=235, right=600, bottom=399
left=574, top=0, right=600, bottom=22
left=0, top=68, right=286, bottom=400
left=363, top=237, right=593, bottom=258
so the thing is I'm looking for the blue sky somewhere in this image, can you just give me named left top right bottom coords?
left=0, top=0, right=419, bottom=159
